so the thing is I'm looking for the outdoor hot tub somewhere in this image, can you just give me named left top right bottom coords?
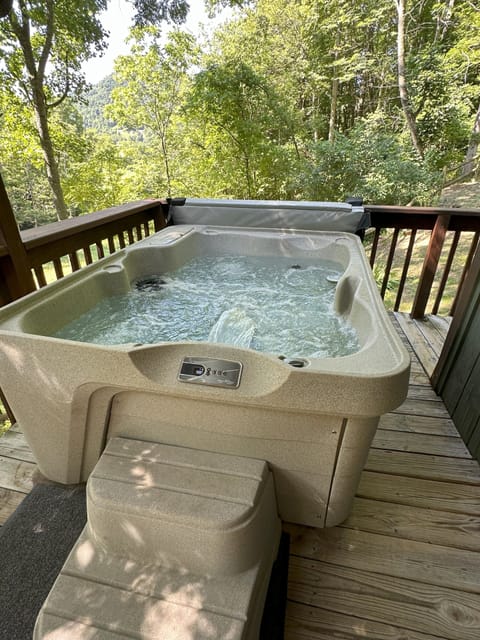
left=0, top=203, right=410, bottom=528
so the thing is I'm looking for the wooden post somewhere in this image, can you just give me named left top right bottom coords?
left=0, top=173, right=36, bottom=303
left=411, top=214, right=450, bottom=319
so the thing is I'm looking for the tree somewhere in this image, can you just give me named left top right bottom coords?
left=130, top=0, right=189, bottom=25
left=187, top=60, right=299, bottom=199
left=0, top=84, right=57, bottom=225
left=0, top=0, right=190, bottom=220
left=394, top=0, right=424, bottom=158
left=108, top=28, right=199, bottom=197
left=463, top=101, right=480, bottom=177
left=0, top=1, right=109, bottom=219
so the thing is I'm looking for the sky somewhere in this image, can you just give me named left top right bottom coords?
left=81, top=0, right=229, bottom=84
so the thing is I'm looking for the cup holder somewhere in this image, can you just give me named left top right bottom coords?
left=284, top=358, right=309, bottom=368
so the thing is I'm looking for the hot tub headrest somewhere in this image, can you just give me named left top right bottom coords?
left=169, top=198, right=369, bottom=234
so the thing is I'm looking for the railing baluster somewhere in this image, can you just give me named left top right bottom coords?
left=143, top=222, right=150, bottom=237
left=154, top=208, right=165, bottom=232
left=96, top=241, right=105, bottom=259
left=53, top=257, right=64, bottom=279
left=34, top=265, right=47, bottom=287
left=0, top=386, right=16, bottom=425
left=380, top=228, right=399, bottom=299
left=451, top=231, right=480, bottom=316
left=369, top=227, right=381, bottom=268
left=107, top=236, right=116, bottom=254
left=432, top=231, right=460, bottom=315
left=83, top=246, right=93, bottom=265
left=118, top=233, right=126, bottom=249
left=127, top=228, right=135, bottom=244
left=394, top=229, right=417, bottom=311
left=69, top=252, right=81, bottom=272
left=135, top=225, right=142, bottom=241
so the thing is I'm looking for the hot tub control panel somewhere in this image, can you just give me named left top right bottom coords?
left=178, top=357, right=243, bottom=389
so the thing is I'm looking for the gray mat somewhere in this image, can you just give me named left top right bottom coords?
left=0, top=483, right=288, bottom=639
left=0, top=483, right=87, bottom=640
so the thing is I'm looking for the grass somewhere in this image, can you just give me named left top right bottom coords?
left=0, top=401, right=11, bottom=436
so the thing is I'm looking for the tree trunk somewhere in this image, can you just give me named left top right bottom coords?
left=395, top=0, right=424, bottom=158
left=329, top=77, right=339, bottom=143
left=328, top=31, right=340, bottom=143
left=9, top=1, right=69, bottom=221
left=462, top=100, right=480, bottom=177
left=31, top=80, right=69, bottom=220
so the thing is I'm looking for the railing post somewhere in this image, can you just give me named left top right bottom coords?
left=156, top=200, right=169, bottom=231
left=411, top=214, right=450, bottom=319
left=0, top=173, right=36, bottom=303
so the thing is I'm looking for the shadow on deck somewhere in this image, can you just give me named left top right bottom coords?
left=1, top=313, right=479, bottom=640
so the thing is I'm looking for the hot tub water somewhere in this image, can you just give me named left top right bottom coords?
left=55, top=255, right=359, bottom=358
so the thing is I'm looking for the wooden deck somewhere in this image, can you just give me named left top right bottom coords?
left=1, top=313, right=480, bottom=639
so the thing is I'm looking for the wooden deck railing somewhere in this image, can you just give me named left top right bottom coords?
left=365, top=205, right=480, bottom=318
left=0, top=199, right=167, bottom=306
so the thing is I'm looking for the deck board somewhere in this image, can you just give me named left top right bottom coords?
left=372, top=429, right=471, bottom=457
left=0, top=488, right=28, bottom=526
left=366, top=449, right=480, bottom=484
left=285, top=601, right=449, bottom=640
left=344, top=497, right=480, bottom=551
left=378, top=412, right=460, bottom=436
left=285, top=524, right=480, bottom=594
left=1, top=311, right=479, bottom=639
left=357, top=472, right=480, bottom=515
left=287, top=560, right=480, bottom=640
left=0, top=428, right=37, bottom=463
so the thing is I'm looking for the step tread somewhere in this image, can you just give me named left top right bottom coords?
left=105, top=437, right=267, bottom=479
left=89, top=438, right=269, bottom=530
left=36, top=572, right=246, bottom=640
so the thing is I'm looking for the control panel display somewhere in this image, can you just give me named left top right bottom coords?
left=178, top=357, right=243, bottom=389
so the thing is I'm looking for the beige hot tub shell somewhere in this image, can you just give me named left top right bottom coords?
left=0, top=225, right=410, bottom=527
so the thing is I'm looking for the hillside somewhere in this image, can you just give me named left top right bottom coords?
left=79, top=75, right=116, bottom=131
left=439, top=181, right=480, bottom=209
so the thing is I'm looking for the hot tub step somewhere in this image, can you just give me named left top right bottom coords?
left=35, top=438, right=281, bottom=640
left=34, top=527, right=277, bottom=640
left=87, top=437, right=280, bottom=576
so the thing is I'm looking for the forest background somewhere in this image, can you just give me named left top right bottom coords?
left=0, top=0, right=479, bottom=229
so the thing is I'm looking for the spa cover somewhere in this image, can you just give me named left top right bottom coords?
left=170, top=198, right=369, bottom=233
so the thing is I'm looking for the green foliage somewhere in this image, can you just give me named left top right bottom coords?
left=79, top=75, right=116, bottom=131
left=1, top=0, right=479, bottom=219
left=0, top=0, right=109, bottom=101
left=107, top=28, right=199, bottom=196
left=130, top=0, right=189, bottom=26
left=0, top=88, right=56, bottom=224
left=186, top=60, right=299, bottom=198
left=303, top=113, right=442, bottom=205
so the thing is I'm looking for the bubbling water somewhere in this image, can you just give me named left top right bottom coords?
left=54, top=255, right=360, bottom=358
